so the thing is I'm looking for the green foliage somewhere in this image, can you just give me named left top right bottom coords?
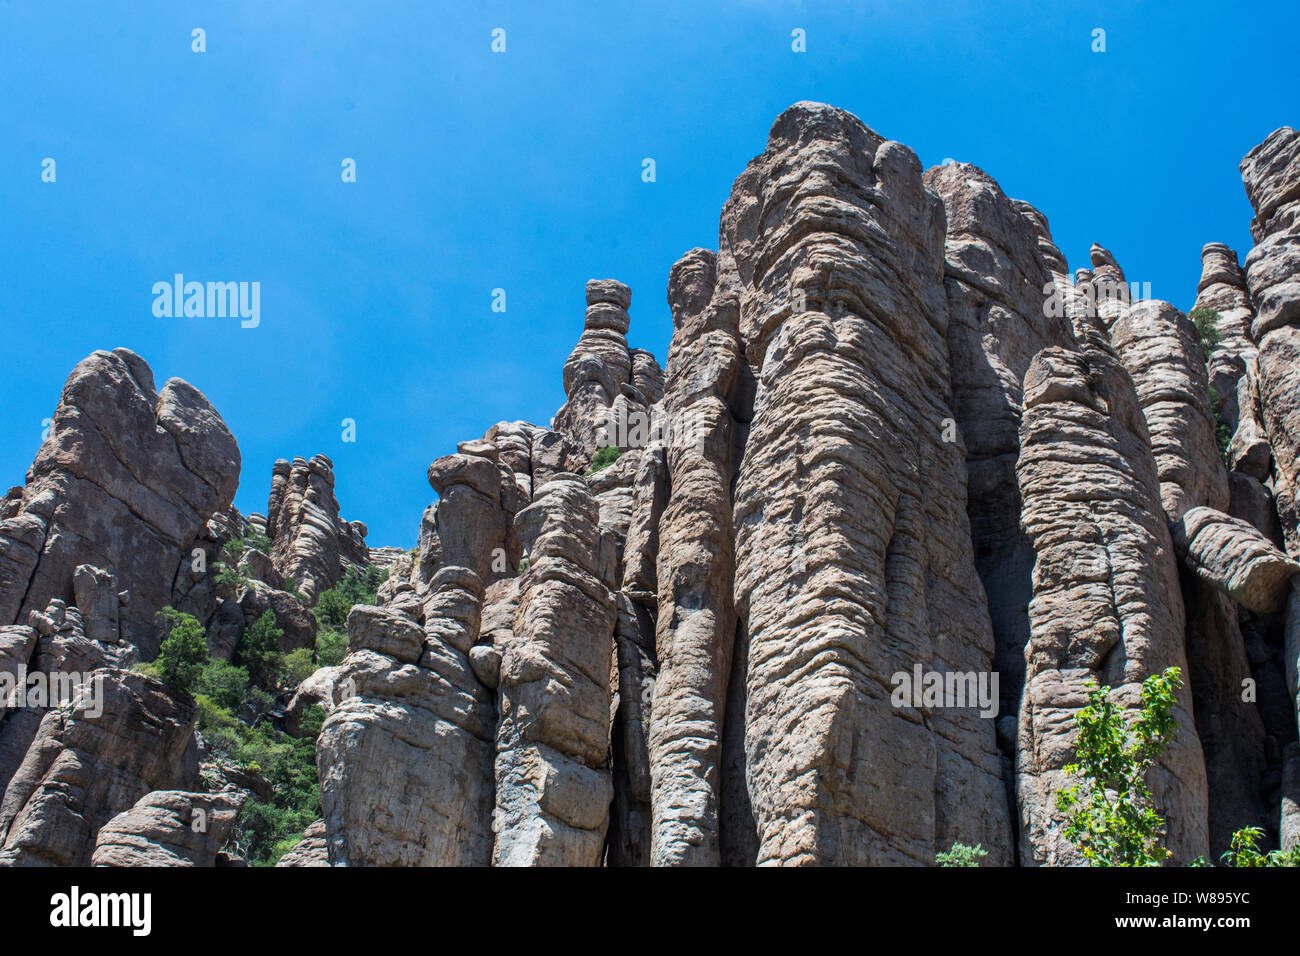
left=312, top=565, right=385, bottom=631
left=311, top=565, right=385, bottom=667
left=517, top=557, right=530, bottom=576
left=936, top=842, right=988, bottom=867
left=222, top=527, right=272, bottom=562
left=1208, top=385, right=1233, bottom=463
left=235, top=610, right=285, bottom=688
left=152, top=607, right=209, bottom=695
left=1054, top=667, right=1182, bottom=866
left=296, top=703, right=327, bottom=739
left=212, top=561, right=247, bottom=591
left=196, top=658, right=250, bottom=711
left=586, top=445, right=622, bottom=474
left=315, top=627, right=348, bottom=668
left=196, top=693, right=321, bottom=866
left=1219, top=826, right=1300, bottom=867
left=284, top=647, right=317, bottom=686
left=1189, top=307, right=1222, bottom=357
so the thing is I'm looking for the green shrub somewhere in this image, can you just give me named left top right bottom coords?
left=1189, top=307, right=1222, bottom=357
left=197, top=693, right=321, bottom=865
left=936, top=842, right=988, bottom=867
left=1055, top=668, right=1182, bottom=866
left=1220, top=826, right=1300, bottom=867
left=284, top=647, right=317, bottom=686
left=196, top=658, right=250, bottom=711
left=316, top=626, right=348, bottom=667
left=586, top=445, right=621, bottom=474
left=1056, top=666, right=1298, bottom=866
left=234, top=610, right=285, bottom=688
left=152, top=608, right=208, bottom=695
left=313, top=565, right=386, bottom=631
left=212, top=561, right=249, bottom=593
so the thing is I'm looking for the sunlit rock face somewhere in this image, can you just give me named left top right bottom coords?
left=720, top=102, right=1011, bottom=866
left=1015, top=339, right=1210, bottom=866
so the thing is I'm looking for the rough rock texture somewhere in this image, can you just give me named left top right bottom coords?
left=1179, top=508, right=1300, bottom=613
left=1109, top=300, right=1224, bottom=523
left=725, top=102, right=1011, bottom=865
left=316, top=592, right=496, bottom=866
left=266, top=454, right=369, bottom=603
left=608, top=592, right=657, bottom=866
left=1240, top=128, right=1300, bottom=842
left=924, top=163, right=1073, bottom=723
left=1283, top=743, right=1300, bottom=852
left=638, top=247, right=745, bottom=866
left=0, top=349, right=239, bottom=659
left=274, top=819, right=330, bottom=867
left=484, top=421, right=584, bottom=502
left=425, top=441, right=528, bottom=589
left=1015, top=341, right=1209, bottom=865
left=551, top=281, right=664, bottom=464
left=0, top=669, right=199, bottom=866
left=1242, top=128, right=1300, bottom=556
left=1194, top=243, right=1257, bottom=437
left=1107, top=295, right=1289, bottom=852
left=285, top=665, right=340, bottom=738
left=494, top=476, right=616, bottom=866
left=91, top=789, right=244, bottom=867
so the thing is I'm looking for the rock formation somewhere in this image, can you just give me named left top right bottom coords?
left=725, top=103, right=1011, bottom=865
left=266, top=454, right=369, bottom=603
left=923, top=163, right=1073, bottom=726
left=91, top=789, right=244, bottom=867
left=316, top=596, right=496, bottom=866
left=1015, top=340, right=1210, bottom=864
left=0, top=670, right=199, bottom=866
left=8, top=106, right=1300, bottom=870
left=0, top=349, right=239, bottom=659
left=640, top=247, right=743, bottom=866
left=494, top=476, right=616, bottom=866
left=552, top=281, right=664, bottom=464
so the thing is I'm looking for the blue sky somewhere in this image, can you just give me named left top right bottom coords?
left=2, top=1, right=1297, bottom=547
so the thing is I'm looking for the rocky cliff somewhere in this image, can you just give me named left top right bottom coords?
left=3, top=103, right=1300, bottom=866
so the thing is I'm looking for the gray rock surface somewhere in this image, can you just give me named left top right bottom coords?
left=91, top=789, right=244, bottom=867
left=266, top=454, right=369, bottom=603
left=0, top=349, right=239, bottom=659
left=1015, top=341, right=1210, bottom=865
left=725, top=102, right=1011, bottom=865
left=494, top=476, right=616, bottom=866
left=0, top=669, right=199, bottom=866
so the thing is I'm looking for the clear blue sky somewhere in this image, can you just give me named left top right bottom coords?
left=2, top=1, right=1297, bottom=547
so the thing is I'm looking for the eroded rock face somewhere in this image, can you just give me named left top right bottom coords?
left=1109, top=300, right=1224, bottom=522
left=924, top=163, right=1073, bottom=722
left=1105, top=296, right=1286, bottom=852
left=0, top=349, right=239, bottom=659
left=552, top=281, right=664, bottom=465
left=1241, top=128, right=1300, bottom=556
left=91, top=789, right=244, bottom=867
left=1240, top=128, right=1300, bottom=820
left=266, top=455, right=369, bottom=604
left=494, top=476, right=616, bottom=866
left=640, top=247, right=745, bottom=866
left=317, top=594, right=496, bottom=866
left=0, top=669, right=199, bottom=866
left=1194, top=243, right=1257, bottom=437
left=1015, top=341, right=1209, bottom=865
left=274, top=819, right=330, bottom=867
left=725, top=102, right=1011, bottom=865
